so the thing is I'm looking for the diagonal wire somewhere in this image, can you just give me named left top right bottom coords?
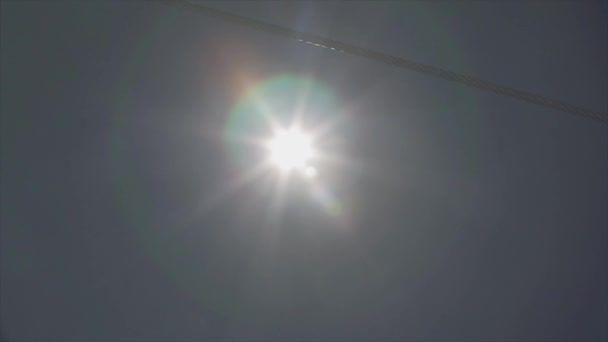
left=161, top=0, right=608, bottom=124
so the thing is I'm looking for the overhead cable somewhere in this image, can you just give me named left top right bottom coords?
left=162, top=0, right=608, bottom=124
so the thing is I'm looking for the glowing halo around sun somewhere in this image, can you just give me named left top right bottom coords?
left=221, top=73, right=345, bottom=219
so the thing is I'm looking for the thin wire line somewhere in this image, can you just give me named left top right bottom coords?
left=161, top=0, right=608, bottom=124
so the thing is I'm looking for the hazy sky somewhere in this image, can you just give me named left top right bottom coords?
left=1, top=1, right=606, bottom=341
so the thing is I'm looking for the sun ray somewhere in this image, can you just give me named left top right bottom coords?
left=250, top=92, right=281, bottom=133
left=292, top=77, right=314, bottom=126
left=263, top=169, right=290, bottom=248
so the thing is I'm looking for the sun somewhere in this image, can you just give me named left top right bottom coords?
left=267, top=127, right=315, bottom=172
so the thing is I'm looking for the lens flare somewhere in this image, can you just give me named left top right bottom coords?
left=268, top=128, right=314, bottom=171
left=304, top=165, right=317, bottom=179
left=220, top=73, right=348, bottom=223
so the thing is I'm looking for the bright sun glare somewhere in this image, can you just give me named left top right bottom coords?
left=218, top=75, right=344, bottom=218
left=268, top=128, right=315, bottom=174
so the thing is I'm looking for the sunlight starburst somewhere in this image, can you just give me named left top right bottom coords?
left=267, top=127, right=314, bottom=171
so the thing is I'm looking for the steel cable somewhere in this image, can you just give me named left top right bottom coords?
left=162, top=0, right=608, bottom=124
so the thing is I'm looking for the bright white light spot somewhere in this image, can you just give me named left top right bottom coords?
left=304, top=166, right=317, bottom=179
left=268, top=128, right=314, bottom=171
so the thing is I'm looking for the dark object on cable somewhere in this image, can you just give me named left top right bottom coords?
left=162, top=0, right=608, bottom=124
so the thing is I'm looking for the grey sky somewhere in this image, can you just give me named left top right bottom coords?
left=1, top=1, right=606, bottom=341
